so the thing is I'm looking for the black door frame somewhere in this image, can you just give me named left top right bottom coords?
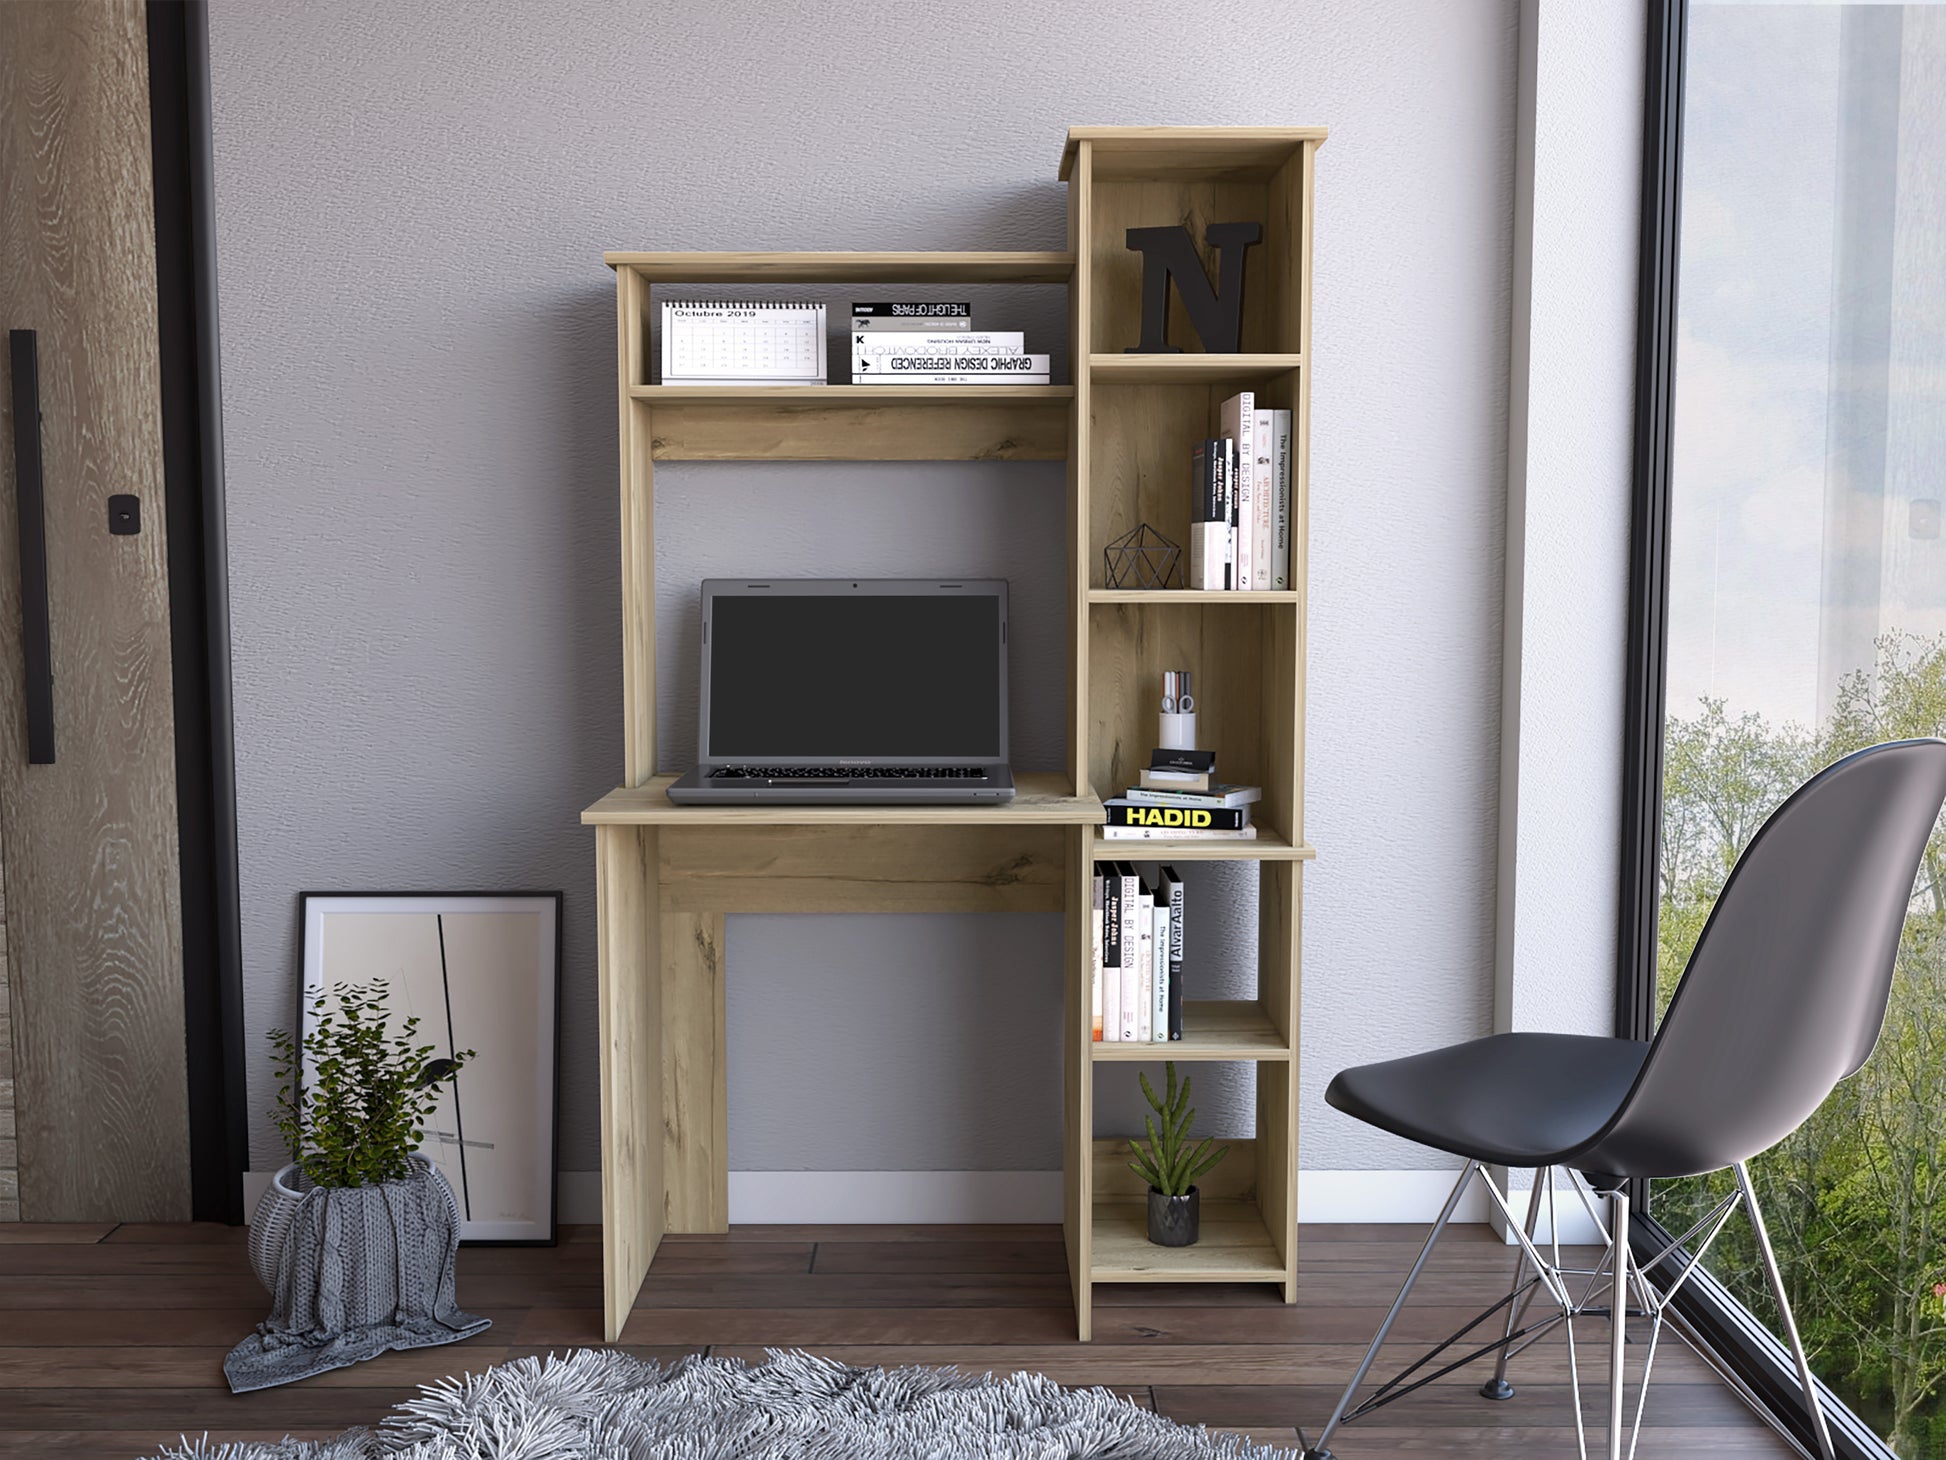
left=1615, top=3, right=1894, bottom=1456
left=146, top=0, right=247, bottom=1225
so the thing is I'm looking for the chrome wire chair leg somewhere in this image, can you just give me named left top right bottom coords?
left=1483, top=1165, right=1548, bottom=1400
left=1737, top=1161, right=1836, bottom=1460
left=1302, top=1161, right=1479, bottom=1460
left=1608, top=1187, right=1630, bottom=1460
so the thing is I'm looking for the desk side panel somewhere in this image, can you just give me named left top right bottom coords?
left=597, top=824, right=661, bottom=1340
left=660, top=907, right=729, bottom=1233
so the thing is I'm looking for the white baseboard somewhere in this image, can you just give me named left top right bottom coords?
left=246, top=1168, right=1602, bottom=1236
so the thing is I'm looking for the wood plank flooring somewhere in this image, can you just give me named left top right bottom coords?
left=0, top=1221, right=1793, bottom=1459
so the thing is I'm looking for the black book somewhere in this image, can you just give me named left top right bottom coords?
left=1104, top=801, right=1251, bottom=831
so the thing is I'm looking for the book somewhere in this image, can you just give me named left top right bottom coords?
left=1151, top=892, right=1169, bottom=1044
left=661, top=301, right=825, bottom=383
left=1100, top=863, right=1123, bottom=1043
left=1189, top=439, right=1227, bottom=591
left=1124, top=782, right=1262, bottom=810
left=1151, top=748, right=1216, bottom=773
left=1102, top=824, right=1259, bottom=841
left=1135, top=877, right=1154, bottom=1042
left=1105, top=800, right=1252, bottom=831
left=1141, top=768, right=1213, bottom=791
left=852, top=316, right=973, bottom=332
left=1221, top=393, right=1255, bottom=588
left=1224, top=438, right=1238, bottom=589
left=1091, top=869, right=1104, bottom=1042
left=854, top=372, right=1051, bottom=385
left=851, top=301, right=971, bottom=328
left=852, top=332, right=1024, bottom=358
left=1252, top=408, right=1276, bottom=592
left=1117, top=863, right=1142, bottom=1042
left=1271, top=408, right=1293, bottom=590
left=853, top=352, right=1050, bottom=379
left=1160, top=867, right=1185, bottom=1040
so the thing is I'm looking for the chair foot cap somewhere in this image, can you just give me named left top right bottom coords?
left=1301, top=1451, right=1335, bottom=1460
left=1479, top=1378, right=1516, bottom=1401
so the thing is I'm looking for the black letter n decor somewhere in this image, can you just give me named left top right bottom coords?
left=1124, top=221, right=1262, bottom=354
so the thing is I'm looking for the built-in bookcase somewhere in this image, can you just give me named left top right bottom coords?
left=585, top=126, right=1322, bottom=1345
left=1062, top=127, right=1320, bottom=1336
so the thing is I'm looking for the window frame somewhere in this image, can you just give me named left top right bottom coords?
left=1618, top=4, right=1899, bottom=1456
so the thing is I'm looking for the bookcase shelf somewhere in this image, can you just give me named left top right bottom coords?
left=1087, top=589, right=1303, bottom=604
left=1090, top=1199, right=1286, bottom=1282
left=586, top=126, right=1320, bottom=1346
left=602, top=250, right=1075, bottom=283
left=1091, top=829, right=1315, bottom=862
left=1090, top=999, right=1292, bottom=1061
left=1088, top=352, right=1304, bottom=384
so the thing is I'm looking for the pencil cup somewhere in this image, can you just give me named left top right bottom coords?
left=1158, top=711, right=1197, bottom=752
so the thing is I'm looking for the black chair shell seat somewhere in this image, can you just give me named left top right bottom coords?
left=1324, top=1032, right=1648, bottom=1172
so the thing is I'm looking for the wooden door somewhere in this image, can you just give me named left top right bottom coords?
left=0, top=1, right=190, bottom=1221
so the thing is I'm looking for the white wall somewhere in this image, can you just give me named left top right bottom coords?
left=207, top=0, right=1531, bottom=1211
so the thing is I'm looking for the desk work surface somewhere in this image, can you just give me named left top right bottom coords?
left=582, top=772, right=1103, bottom=826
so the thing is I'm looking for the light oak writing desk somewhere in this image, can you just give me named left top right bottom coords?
left=584, top=124, right=1323, bottom=1344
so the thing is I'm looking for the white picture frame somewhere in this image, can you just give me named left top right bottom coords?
left=297, top=891, right=560, bottom=1244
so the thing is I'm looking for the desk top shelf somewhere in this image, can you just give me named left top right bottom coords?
left=605, top=250, right=1075, bottom=282
left=583, top=772, right=1101, bottom=825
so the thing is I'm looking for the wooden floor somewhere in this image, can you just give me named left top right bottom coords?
left=0, top=1220, right=1794, bottom=1459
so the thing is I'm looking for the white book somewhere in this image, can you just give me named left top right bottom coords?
left=853, top=353, right=1050, bottom=380
left=852, top=332, right=1024, bottom=357
left=854, top=374, right=1049, bottom=386
left=1271, top=408, right=1293, bottom=590
left=1118, top=865, right=1142, bottom=1043
left=1152, top=899, right=1169, bottom=1044
left=1252, top=409, right=1276, bottom=592
left=661, top=301, right=825, bottom=383
left=1091, top=871, right=1104, bottom=1043
left=851, top=316, right=973, bottom=332
left=1135, top=883, right=1153, bottom=1043
left=1220, top=393, right=1255, bottom=589
left=1101, top=825, right=1260, bottom=841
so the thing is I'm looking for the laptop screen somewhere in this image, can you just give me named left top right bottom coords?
left=704, top=586, right=1005, bottom=761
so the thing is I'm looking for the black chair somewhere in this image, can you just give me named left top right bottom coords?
left=1303, top=738, right=1946, bottom=1460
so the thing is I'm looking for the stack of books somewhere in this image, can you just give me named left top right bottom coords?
left=1190, top=391, right=1295, bottom=591
left=660, top=301, right=826, bottom=386
left=1090, top=862, right=1184, bottom=1042
left=850, top=301, right=1049, bottom=384
left=1102, top=750, right=1261, bottom=842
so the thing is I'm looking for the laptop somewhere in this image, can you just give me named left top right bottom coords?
left=665, top=578, right=1017, bottom=805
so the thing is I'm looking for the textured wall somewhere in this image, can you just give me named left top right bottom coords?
left=207, top=0, right=1517, bottom=1177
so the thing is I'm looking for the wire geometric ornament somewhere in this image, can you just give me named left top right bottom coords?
left=1102, top=522, right=1183, bottom=590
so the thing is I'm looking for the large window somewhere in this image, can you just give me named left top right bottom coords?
left=1651, top=5, right=1946, bottom=1454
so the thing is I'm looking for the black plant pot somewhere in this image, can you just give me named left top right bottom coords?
left=1147, top=1186, right=1200, bottom=1247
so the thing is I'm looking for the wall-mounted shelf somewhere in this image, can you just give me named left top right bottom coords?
left=586, top=125, right=1322, bottom=1346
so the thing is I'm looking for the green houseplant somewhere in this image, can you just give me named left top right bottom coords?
left=268, top=979, right=468, bottom=1188
left=232, top=980, right=489, bottom=1393
left=1129, top=1062, right=1229, bottom=1246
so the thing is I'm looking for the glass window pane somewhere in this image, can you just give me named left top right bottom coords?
left=1661, top=6, right=1946, bottom=1453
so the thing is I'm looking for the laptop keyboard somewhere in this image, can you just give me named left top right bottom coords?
left=711, top=766, right=988, bottom=781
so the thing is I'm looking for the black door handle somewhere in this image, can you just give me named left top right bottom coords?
left=9, top=330, right=54, bottom=764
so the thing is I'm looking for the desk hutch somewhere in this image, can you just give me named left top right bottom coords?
left=582, top=125, right=1325, bottom=1341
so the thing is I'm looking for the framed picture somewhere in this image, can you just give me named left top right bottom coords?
left=298, top=891, right=561, bottom=1244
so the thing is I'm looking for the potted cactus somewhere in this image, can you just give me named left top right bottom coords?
left=1129, top=1061, right=1229, bottom=1247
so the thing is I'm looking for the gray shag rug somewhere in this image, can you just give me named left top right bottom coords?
left=142, top=1348, right=1295, bottom=1459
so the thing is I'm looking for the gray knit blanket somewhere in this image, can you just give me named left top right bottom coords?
left=224, top=1164, right=490, bottom=1393
left=158, top=1348, right=1294, bottom=1458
